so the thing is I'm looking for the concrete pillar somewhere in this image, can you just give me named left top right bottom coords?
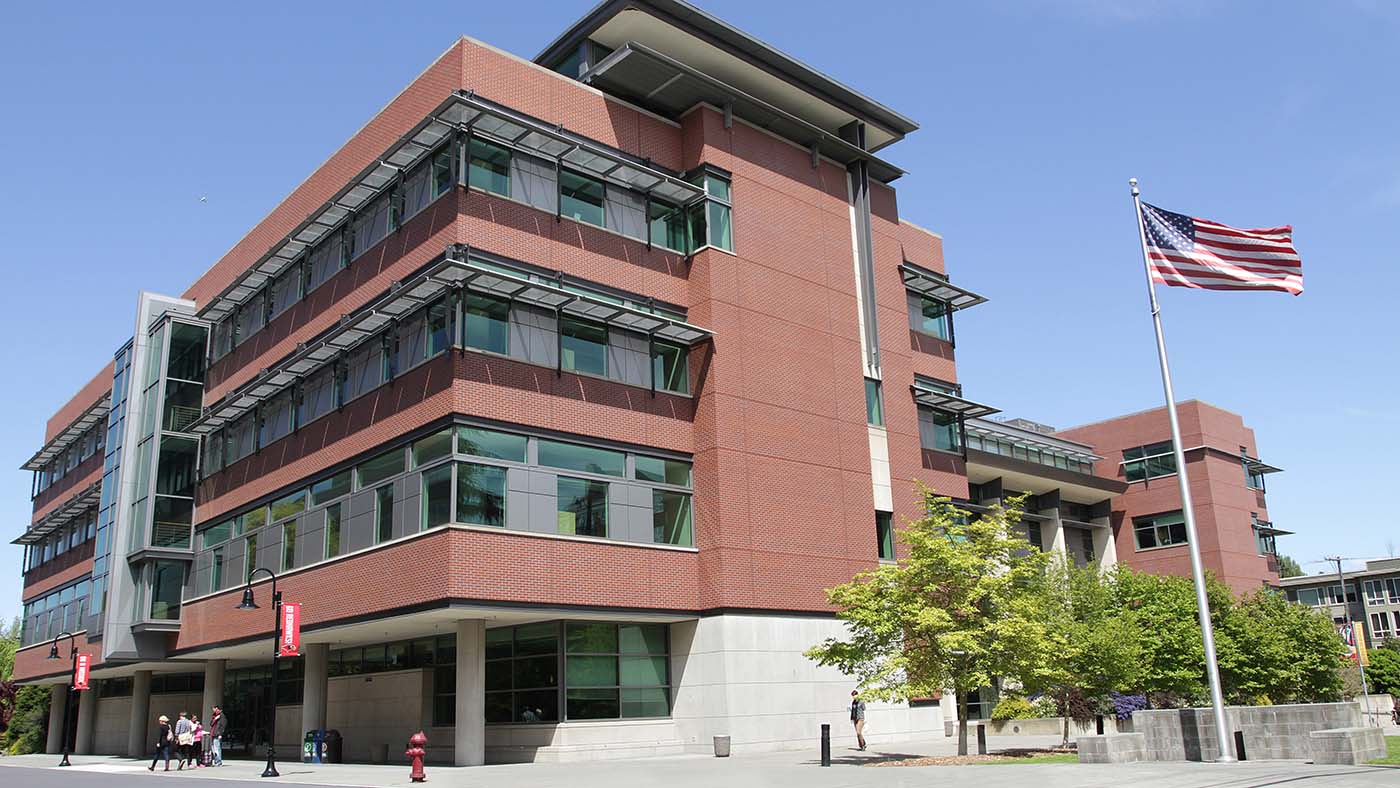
left=127, top=670, right=152, bottom=758
left=1093, top=517, right=1117, bottom=569
left=75, top=686, right=98, bottom=754
left=1042, top=508, right=1067, bottom=559
left=45, top=684, right=69, bottom=754
left=453, top=620, right=485, bottom=766
left=202, top=659, right=226, bottom=722
left=301, top=644, right=329, bottom=735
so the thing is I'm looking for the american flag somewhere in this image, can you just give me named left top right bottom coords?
left=1139, top=202, right=1303, bottom=295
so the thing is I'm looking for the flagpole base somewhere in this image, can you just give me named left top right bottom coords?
left=1213, top=755, right=1238, bottom=763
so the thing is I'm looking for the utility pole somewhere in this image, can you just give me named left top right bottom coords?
left=1325, top=556, right=1373, bottom=725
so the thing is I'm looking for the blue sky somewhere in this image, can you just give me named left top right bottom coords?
left=1, top=1, right=1396, bottom=624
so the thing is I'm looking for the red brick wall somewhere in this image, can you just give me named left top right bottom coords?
left=42, top=362, right=114, bottom=444
left=31, top=452, right=101, bottom=522
left=1056, top=401, right=1276, bottom=592
left=22, top=544, right=95, bottom=601
left=13, top=629, right=101, bottom=684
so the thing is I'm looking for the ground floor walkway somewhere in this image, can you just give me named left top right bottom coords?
left=3, top=734, right=1397, bottom=788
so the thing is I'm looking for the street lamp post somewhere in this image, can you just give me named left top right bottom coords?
left=237, top=568, right=282, bottom=778
left=46, top=631, right=79, bottom=767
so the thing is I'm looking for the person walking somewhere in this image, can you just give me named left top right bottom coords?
left=190, top=715, right=205, bottom=768
left=209, top=706, right=226, bottom=766
left=148, top=715, right=174, bottom=771
left=849, top=690, right=867, bottom=751
left=174, top=711, right=195, bottom=769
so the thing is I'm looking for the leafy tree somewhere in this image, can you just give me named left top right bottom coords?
left=1110, top=569, right=1207, bottom=701
left=1275, top=554, right=1304, bottom=578
left=1029, top=557, right=1143, bottom=745
left=2, top=685, right=48, bottom=755
left=1367, top=647, right=1400, bottom=696
left=805, top=488, right=1054, bottom=755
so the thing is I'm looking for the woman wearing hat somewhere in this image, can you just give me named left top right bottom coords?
left=148, top=714, right=174, bottom=771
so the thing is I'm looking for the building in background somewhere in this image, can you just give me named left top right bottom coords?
left=11, top=0, right=1004, bottom=763
left=1281, top=559, right=1400, bottom=650
left=1055, top=400, right=1288, bottom=593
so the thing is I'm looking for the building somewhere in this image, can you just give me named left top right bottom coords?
left=1280, top=559, right=1400, bottom=650
left=1055, top=400, right=1288, bottom=594
left=9, top=0, right=1018, bottom=764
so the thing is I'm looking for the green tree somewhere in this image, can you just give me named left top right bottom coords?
left=1110, top=569, right=1207, bottom=704
left=1275, top=554, right=1304, bottom=578
left=3, top=685, right=49, bottom=755
left=1030, top=557, right=1143, bottom=745
left=805, top=489, right=1055, bottom=755
left=1366, top=647, right=1400, bottom=696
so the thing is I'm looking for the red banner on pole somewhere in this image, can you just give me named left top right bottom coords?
left=279, top=603, right=301, bottom=657
left=73, top=653, right=92, bottom=691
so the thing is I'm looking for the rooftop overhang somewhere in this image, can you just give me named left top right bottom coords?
left=14, top=481, right=100, bottom=545
left=582, top=42, right=904, bottom=182
left=1243, top=456, right=1283, bottom=475
left=900, top=263, right=987, bottom=311
left=538, top=1, right=917, bottom=153
left=189, top=252, right=713, bottom=436
left=22, top=395, right=110, bottom=471
left=198, top=91, right=704, bottom=325
left=965, top=418, right=1100, bottom=463
left=910, top=384, right=1000, bottom=419
left=964, top=450, right=1127, bottom=502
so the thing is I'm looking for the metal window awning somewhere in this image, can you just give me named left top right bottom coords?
left=582, top=42, right=905, bottom=183
left=13, top=481, right=100, bottom=545
left=1242, top=456, right=1283, bottom=475
left=1252, top=520, right=1293, bottom=537
left=911, top=384, right=1000, bottom=419
left=199, top=91, right=704, bottom=325
left=188, top=253, right=713, bottom=436
left=964, top=421, right=1101, bottom=464
left=900, top=263, right=987, bottom=311
left=21, top=395, right=111, bottom=471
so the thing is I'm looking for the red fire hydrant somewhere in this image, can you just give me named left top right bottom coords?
left=405, top=730, right=427, bottom=782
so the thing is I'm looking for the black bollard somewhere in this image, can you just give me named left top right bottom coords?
left=1233, top=730, right=1247, bottom=761
left=820, top=723, right=831, bottom=766
left=976, top=723, right=987, bottom=755
left=1096, top=715, right=1105, bottom=735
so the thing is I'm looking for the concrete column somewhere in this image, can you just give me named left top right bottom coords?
left=202, top=659, right=226, bottom=722
left=301, top=644, right=329, bottom=735
left=75, top=686, right=98, bottom=754
left=1093, top=516, right=1117, bottom=569
left=454, top=619, right=485, bottom=766
left=45, top=684, right=69, bottom=754
left=127, top=670, right=152, bottom=758
left=1043, top=509, right=1067, bottom=559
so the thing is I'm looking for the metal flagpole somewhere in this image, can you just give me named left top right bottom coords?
left=1129, top=178, right=1236, bottom=762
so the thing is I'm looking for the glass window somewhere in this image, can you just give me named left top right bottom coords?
left=651, top=342, right=688, bottom=394
left=468, top=138, right=510, bottom=196
left=918, top=297, right=950, bottom=340
left=652, top=490, right=692, bottom=546
left=234, top=507, right=267, bottom=537
left=486, top=623, right=560, bottom=724
left=876, top=511, right=894, bottom=560
left=244, top=533, right=258, bottom=580
left=311, top=471, right=352, bottom=506
left=456, top=462, right=506, bottom=527
left=358, top=449, right=405, bottom=489
left=413, top=429, right=454, bottom=468
left=560, top=317, right=608, bottom=377
left=706, top=200, right=733, bottom=251
left=539, top=440, right=624, bottom=477
left=269, top=490, right=306, bottom=522
left=648, top=199, right=688, bottom=252
left=560, top=170, right=605, bottom=227
left=422, top=465, right=452, bottom=530
left=427, top=299, right=453, bottom=357
left=558, top=477, right=608, bottom=537
left=634, top=456, right=691, bottom=487
left=562, top=622, right=669, bottom=720
left=1123, top=441, right=1177, bottom=482
left=201, top=521, right=232, bottom=549
left=432, top=146, right=454, bottom=197
left=919, top=407, right=962, bottom=453
left=325, top=503, right=342, bottom=560
left=463, top=294, right=509, bottom=355
left=282, top=520, right=297, bottom=571
left=149, top=560, right=183, bottom=621
left=865, top=378, right=884, bottom=426
left=375, top=485, right=394, bottom=544
left=1133, top=510, right=1188, bottom=550
left=457, top=426, right=527, bottom=462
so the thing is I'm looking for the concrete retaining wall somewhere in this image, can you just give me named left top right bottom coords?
left=1077, top=733, right=1146, bottom=764
left=1310, top=727, right=1387, bottom=765
left=1134, top=703, right=1362, bottom=761
left=945, top=715, right=1131, bottom=738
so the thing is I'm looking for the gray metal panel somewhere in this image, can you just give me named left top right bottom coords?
left=256, top=528, right=282, bottom=575
left=345, top=490, right=377, bottom=553
left=224, top=539, right=246, bottom=587
left=604, top=185, right=646, bottom=239
left=297, top=509, right=326, bottom=569
left=505, top=467, right=530, bottom=531
left=607, top=328, right=650, bottom=388
left=396, top=474, right=419, bottom=539
left=193, top=551, right=212, bottom=598
left=509, top=303, right=559, bottom=368
left=526, top=469, right=558, bottom=534
left=511, top=152, right=557, bottom=213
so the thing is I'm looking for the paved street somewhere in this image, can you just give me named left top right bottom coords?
left=1, top=736, right=1396, bottom=788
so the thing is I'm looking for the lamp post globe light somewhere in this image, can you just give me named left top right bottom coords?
left=237, top=568, right=283, bottom=778
left=46, top=631, right=79, bottom=767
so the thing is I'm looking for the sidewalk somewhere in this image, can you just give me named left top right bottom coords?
left=1, top=735, right=1395, bottom=788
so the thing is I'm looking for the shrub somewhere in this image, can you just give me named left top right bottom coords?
left=1110, top=692, right=1148, bottom=721
left=1031, top=694, right=1059, bottom=718
left=991, top=696, right=1037, bottom=720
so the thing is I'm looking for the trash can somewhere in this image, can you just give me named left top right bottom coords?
left=713, top=735, right=731, bottom=757
left=324, top=730, right=343, bottom=764
left=303, top=731, right=317, bottom=764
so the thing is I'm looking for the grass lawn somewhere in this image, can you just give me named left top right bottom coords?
left=1368, top=736, right=1400, bottom=766
left=975, top=752, right=1080, bottom=765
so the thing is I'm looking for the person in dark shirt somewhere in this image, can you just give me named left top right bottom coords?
left=209, top=706, right=227, bottom=766
left=849, top=690, right=867, bottom=751
left=148, top=714, right=173, bottom=771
